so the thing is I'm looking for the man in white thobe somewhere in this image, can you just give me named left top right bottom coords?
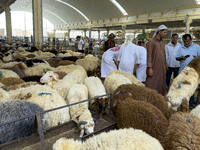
left=136, top=46, right=147, bottom=83
left=118, top=35, right=140, bottom=74
left=101, top=46, right=121, bottom=78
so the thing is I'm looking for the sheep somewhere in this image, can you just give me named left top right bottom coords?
left=21, top=75, right=43, bottom=83
left=84, top=76, right=109, bottom=112
left=107, top=70, right=144, bottom=86
left=2, top=65, right=25, bottom=78
left=37, top=50, right=55, bottom=57
left=114, top=93, right=168, bottom=146
left=190, top=105, right=200, bottom=119
left=57, top=53, right=72, bottom=57
left=0, top=100, right=49, bottom=144
left=165, top=57, right=200, bottom=111
left=2, top=81, right=40, bottom=91
left=67, top=84, right=94, bottom=137
left=104, top=73, right=132, bottom=94
left=52, top=65, right=87, bottom=76
left=46, top=58, right=63, bottom=67
left=40, top=69, right=87, bottom=101
left=0, top=85, right=70, bottom=128
left=56, top=60, right=75, bottom=67
left=0, top=77, right=25, bottom=86
left=164, top=112, right=200, bottom=150
left=15, top=62, right=52, bottom=76
left=113, top=84, right=175, bottom=119
left=0, top=69, right=20, bottom=78
left=53, top=128, right=164, bottom=150
left=75, top=55, right=99, bottom=74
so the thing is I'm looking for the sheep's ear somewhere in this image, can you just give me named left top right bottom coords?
left=78, top=121, right=88, bottom=129
left=52, top=73, right=58, bottom=80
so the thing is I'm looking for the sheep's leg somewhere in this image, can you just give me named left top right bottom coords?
left=79, top=129, right=85, bottom=137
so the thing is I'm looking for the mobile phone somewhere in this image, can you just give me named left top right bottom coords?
left=184, top=55, right=190, bottom=58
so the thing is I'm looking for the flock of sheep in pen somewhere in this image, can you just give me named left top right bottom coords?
left=1, top=45, right=200, bottom=150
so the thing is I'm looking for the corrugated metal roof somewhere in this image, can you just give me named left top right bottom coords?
left=1, top=0, right=199, bottom=25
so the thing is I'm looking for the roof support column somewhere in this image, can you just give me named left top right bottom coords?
left=68, top=29, right=71, bottom=39
left=122, top=25, right=126, bottom=40
left=32, top=0, right=43, bottom=50
left=185, top=14, right=193, bottom=34
left=142, top=26, right=145, bottom=34
left=84, top=30, right=86, bottom=37
left=106, top=28, right=109, bottom=38
left=98, top=30, right=100, bottom=41
left=3, top=6, right=12, bottom=43
left=89, top=28, right=92, bottom=40
left=53, top=30, right=56, bottom=37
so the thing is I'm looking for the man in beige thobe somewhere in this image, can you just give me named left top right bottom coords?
left=145, top=25, right=168, bottom=95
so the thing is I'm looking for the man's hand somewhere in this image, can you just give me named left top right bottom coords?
left=181, top=56, right=187, bottom=60
left=147, top=67, right=153, bottom=76
left=137, top=64, right=140, bottom=68
left=193, top=55, right=196, bottom=58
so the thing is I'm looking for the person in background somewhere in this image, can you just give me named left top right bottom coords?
left=145, top=24, right=168, bottom=96
left=101, top=46, right=121, bottom=78
left=118, top=35, right=140, bottom=75
left=136, top=46, right=147, bottom=83
left=76, top=36, right=84, bottom=53
left=176, top=34, right=200, bottom=109
left=100, top=33, right=116, bottom=55
left=165, top=33, right=181, bottom=88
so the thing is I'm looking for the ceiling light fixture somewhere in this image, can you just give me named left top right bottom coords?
left=56, top=0, right=89, bottom=21
left=110, top=0, right=128, bottom=15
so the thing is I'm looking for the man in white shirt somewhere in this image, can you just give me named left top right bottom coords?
left=165, top=33, right=181, bottom=88
left=118, top=35, right=140, bottom=75
left=76, top=36, right=84, bottom=53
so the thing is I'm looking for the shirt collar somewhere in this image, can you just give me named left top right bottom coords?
left=154, top=36, right=163, bottom=41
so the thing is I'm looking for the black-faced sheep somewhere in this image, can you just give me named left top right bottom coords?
left=0, top=100, right=49, bottom=144
left=53, top=128, right=164, bottom=150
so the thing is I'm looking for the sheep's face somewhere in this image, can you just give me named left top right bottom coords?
left=78, top=119, right=95, bottom=137
left=40, top=71, right=58, bottom=83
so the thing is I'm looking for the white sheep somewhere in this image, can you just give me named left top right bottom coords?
left=166, top=66, right=199, bottom=111
left=53, top=128, right=164, bottom=150
left=67, top=84, right=94, bottom=137
left=0, top=69, right=20, bottom=78
left=190, top=105, right=200, bottom=118
left=0, top=84, right=70, bottom=128
left=52, top=65, right=87, bottom=75
left=75, top=54, right=99, bottom=72
left=84, top=76, right=108, bottom=112
left=104, top=73, right=132, bottom=94
left=107, top=70, right=145, bottom=86
left=40, top=69, right=87, bottom=102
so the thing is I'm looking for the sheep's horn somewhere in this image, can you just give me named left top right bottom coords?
left=78, top=121, right=87, bottom=128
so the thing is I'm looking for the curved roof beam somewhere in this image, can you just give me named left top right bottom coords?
left=55, top=0, right=89, bottom=21
left=110, top=0, right=128, bottom=15
left=43, top=9, right=66, bottom=24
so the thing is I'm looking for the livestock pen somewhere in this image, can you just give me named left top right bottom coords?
left=0, top=93, right=116, bottom=150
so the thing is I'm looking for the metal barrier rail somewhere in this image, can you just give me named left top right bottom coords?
left=0, top=93, right=112, bottom=150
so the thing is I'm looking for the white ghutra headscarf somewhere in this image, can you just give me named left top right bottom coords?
left=153, top=25, right=168, bottom=37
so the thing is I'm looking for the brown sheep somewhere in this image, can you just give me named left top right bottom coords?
left=54, top=71, right=67, bottom=79
left=0, top=77, right=24, bottom=86
left=56, top=60, right=75, bottom=67
left=164, top=112, right=200, bottom=150
left=113, top=84, right=175, bottom=119
left=2, top=81, right=41, bottom=91
left=46, top=58, right=63, bottom=67
left=116, top=95, right=168, bottom=147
